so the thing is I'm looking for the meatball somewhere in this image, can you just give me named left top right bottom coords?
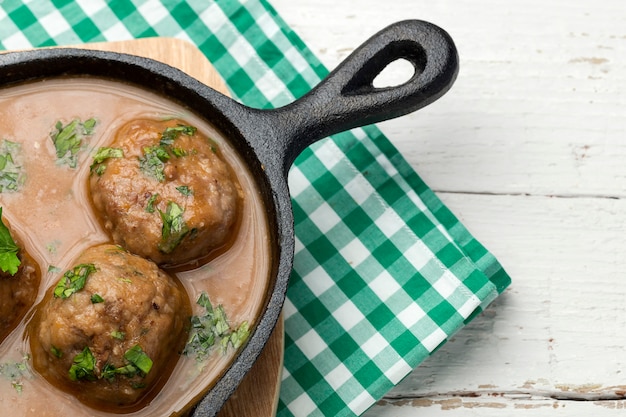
left=29, top=244, right=190, bottom=410
left=89, top=118, right=242, bottom=267
left=0, top=213, right=40, bottom=342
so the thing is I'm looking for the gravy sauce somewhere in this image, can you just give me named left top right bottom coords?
left=0, top=78, right=271, bottom=416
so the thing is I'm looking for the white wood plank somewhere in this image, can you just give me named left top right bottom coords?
left=366, top=396, right=626, bottom=416
left=272, top=0, right=626, bottom=197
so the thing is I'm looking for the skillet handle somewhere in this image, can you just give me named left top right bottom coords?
left=247, top=19, right=459, bottom=176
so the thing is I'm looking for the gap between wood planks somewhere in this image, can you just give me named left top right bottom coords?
left=437, top=190, right=623, bottom=200
left=376, top=387, right=626, bottom=410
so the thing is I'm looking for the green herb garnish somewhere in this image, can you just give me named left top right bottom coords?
left=0, top=208, right=20, bottom=276
left=53, top=263, right=96, bottom=299
left=138, top=124, right=197, bottom=181
left=68, top=347, right=96, bottom=381
left=171, top=147, right=187, bottom=157
left=184, top=292, right=250, bottom=361
left=145, top=193, right=159, bottom=213
left=227, top=321, right=250, bottom=350
left=138, top=145, right=170, bottom=181
left=160, top=124, right=196, bottom=146
left=77, top=344, right=153, bottom=387
left=124, top=345, right=153, bottom=375
left=0, top=140, right=24, bottom=193
left=90, top=147, right=123, bottom=175
left=111, top=331, right=125, bottom=340
left=0, top=354, right=31, bottom=393
left=102, top=363, right=137, bottom=379
left=176, top=185, right=193, bottom=196
left=158, top=201, right=189, bottom=253
left=50, top=118, right=97, bottom=168
left=50, top=345, right=63, bottom=358
left=90, top=294, right=104, bottom=304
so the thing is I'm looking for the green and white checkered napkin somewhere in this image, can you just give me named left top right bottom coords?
left=0, top=1, right=511, bottom=416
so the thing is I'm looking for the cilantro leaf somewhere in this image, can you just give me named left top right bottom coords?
left=176, top=185, right=193, bottom=196
left=145, top=193, right=158, bottom=213
left=50, top=345, right=63, bottom=358
left=68, top=347, right=96, bottom=381
left=111, top=331, right=125, bottom=340
left=159, top=124, right=197, bottom=146
left=0, top=354, right=31, bottom=393
left=138, top=124, right=198, bottom=181
left=0, top=140, right=24, bottom=193
left=158, top=201, right=189, bottom=253
left=230, top=322, right=250, bottom=349
left=90, top=293, right=104, bottom=304
left=184, top=292, right=250, bottom=361
left=50, top=118, right=97, bottom=168
left=100, top=344, right=152, bottom=384
left=138, top=145, right=170, bottom=182
left=90, top=147, right=123, bottom=175
left=53, top=263, right=96, bottom=299
left=0, top=208, right=20, bottom=275
left=124, top=345, right=153, bottom=375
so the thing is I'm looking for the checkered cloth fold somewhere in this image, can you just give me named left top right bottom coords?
left=0, top=1, right=510, bottom=416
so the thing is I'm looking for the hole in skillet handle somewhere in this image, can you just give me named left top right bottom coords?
left=342, top=37, right=428, bottom=96
left=373, top=58, right=416, bottom=89
left=240, top=19, right=459, bottom=179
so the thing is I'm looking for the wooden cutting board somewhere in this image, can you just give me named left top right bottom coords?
left=75, top=37, right=284, bottom=417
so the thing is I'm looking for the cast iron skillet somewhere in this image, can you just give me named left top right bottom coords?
left=0, top=19, right=458, bottom=416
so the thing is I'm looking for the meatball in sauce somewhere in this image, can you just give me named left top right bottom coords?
left=29, top=244, right=191, bottom=411
left=89, top=119, right=242, bottom=268
left=0, top=210, right=40, bottom=342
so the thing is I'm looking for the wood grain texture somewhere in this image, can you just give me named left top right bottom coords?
left=74, top=38, right=283, bottom=417
left=270, top=0, right=626, bottom=415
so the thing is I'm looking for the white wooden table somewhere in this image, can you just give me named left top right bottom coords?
left=272, top=0, right=626, bottom=415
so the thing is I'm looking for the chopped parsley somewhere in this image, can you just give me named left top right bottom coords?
left=50, top=118, right=97, bottom=168
left=90, top=293, right=104, bottom=304
left=145, top=193, right=158, bottom=213
left=101, top=363, right=136, bottom=379
left=50, top=345, right=63, bottom=358
left=124, top=345, right=153, bottom=375
left=0, top=140, right=24, bottom=193
left=68, top=347, right=96, bottom=381
left=90, top=147, right=123, bottom=175
left=176, top=185, right=193, bottom=196
left=138, top=145, right=170, bottom=182
left=0, top=208, right=20, bottom=276
left=101, top=345, right=153, bottom=382
left=0, top=354, right=31, bottom=394
left=68, top=344, right=153, bottom=385
left=158, top=201, right=189, bottom=253
left=53, top=263, right=97, bottom=299
left=160, top=124, right=196, bottom=145
left=138, top=124, right=197, bottom=181
left=172, top=147, right=187, bottom=157
left=184, top=292, right=250, bottom=362
left=111, top=331, right=125, bottom=340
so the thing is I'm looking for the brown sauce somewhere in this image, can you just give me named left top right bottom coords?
left=0, top=78, right=271, bottom=416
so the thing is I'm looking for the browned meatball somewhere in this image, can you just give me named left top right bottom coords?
left=29, top=244, right=190, bottom=410
left=0, top=214, right=40, bottom=342
left=88, top=118, right=242, bottom=267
